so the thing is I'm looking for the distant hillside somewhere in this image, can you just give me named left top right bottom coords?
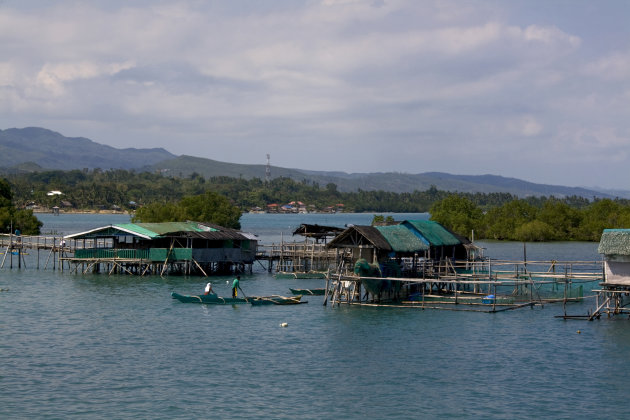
left=0, top=127, right=175, bottom=170
left=1, top=127, right=624, bottom=199
left=147, top=155, right=309, bottom=180
left=150, top=155, right=616, bottom=198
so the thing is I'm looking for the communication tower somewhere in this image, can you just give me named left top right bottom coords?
left=265, top=154, right=271, bottom=183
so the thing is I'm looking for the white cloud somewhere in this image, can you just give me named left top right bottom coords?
left=507, top=116, right=543, bottom=137
left=0, top=0, right=629, bottom=188
left=583, top=51, right=630, bottom=81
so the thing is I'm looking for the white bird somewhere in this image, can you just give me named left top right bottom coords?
left=280, top=322, right=288, bottom=328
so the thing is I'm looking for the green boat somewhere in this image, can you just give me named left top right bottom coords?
left=250, top=295, right=306, bottom=306
left=171, top=291, right=251, bottom=304
left=289, top=288, right=327, bottom=295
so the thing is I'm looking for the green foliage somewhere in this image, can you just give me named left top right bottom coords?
left=0, top=177, right=42, bottom=234
left=431, top=195, right=630, bottom=242
left=371, top=215, right=395, bottom=225
left=0, top=178, right=12, bottom=207
left=482, top=200, right=537, bottom=240
left=179, top=191, right=242, bottom=229
left=132, top=203, right=183, bottom=224
left=10, top=209, right=43, bottom=235
left=132, top=191, right=241, bottom=229
left=429, top=195, right=483, bottom=237
left=576, top=199, right=630, bottom=241
left=7, top=168, right=630, bottom=241
left=537, top=199, right=581, bottom=240
left=513, top=220, right=556, bottom=242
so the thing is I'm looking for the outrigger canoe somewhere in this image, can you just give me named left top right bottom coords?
left=250, top=295, right=307, bottom=306
left=171, top=292, right=251, bottom=304
left=289, top=288, right=327, bottom=296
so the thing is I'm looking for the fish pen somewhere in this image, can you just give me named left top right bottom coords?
left=257, top=240, right=352, bottom=277
left=323, top=258, right=603, bottom=313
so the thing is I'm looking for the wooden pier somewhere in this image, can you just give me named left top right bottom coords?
left=0, top=233, right=70, bottom=270
left=1, top=233, right=347, bottom=276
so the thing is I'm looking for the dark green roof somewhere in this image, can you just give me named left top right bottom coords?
left=402, top=220, right=461, bottom=246
left=375, top=225, right=429, bottom=253
left=598, top=229, right=630, bottom=255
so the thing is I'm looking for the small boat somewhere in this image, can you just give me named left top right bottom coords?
left=250, top=295, right=307, bottom=306
left=171, top=292, right=251, bottom=304
left=289, top=288, right=327, bottom=296
left=275, top=271, right=327, bottom=279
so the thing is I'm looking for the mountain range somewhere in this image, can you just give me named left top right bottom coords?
left=1, top=127, right=626, bottom=199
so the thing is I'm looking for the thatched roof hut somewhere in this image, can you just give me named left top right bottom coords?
left=598, top=229, right=630, bottom=257
left=292, top=224, right=345, bottom=243
left=598, top=229, right=630, bottom=285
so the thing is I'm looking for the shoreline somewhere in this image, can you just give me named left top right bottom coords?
left=33, top=209, right=131, bottom=215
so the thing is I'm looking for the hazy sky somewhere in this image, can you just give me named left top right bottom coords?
left=1, top=1, right=629, bottom=189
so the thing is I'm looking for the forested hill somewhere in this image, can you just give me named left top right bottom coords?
left=0, top=127, right=174, bottom=170
left=148, top=156, right=616, bottom=199
left=0, top=127, right=623, bottom=199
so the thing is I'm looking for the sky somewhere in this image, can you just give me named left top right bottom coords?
left=1, top=0, right=629, bottom=189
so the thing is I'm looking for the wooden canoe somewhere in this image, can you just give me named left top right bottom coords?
left=250, top=295, right=307, bottom=306
left=289, top=288, right=326, bottom=295
left=275, top=271, right=327, bottom=279
left=171, top=292, right=251, bottom=304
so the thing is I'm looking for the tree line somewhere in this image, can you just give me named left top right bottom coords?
left=430, top=195, right=630, bottom=242
left=3, top=169, right=630, bottom=239
left=0, top=178, right=42, bottom=235
left=5, top=169, right=599, bottom=212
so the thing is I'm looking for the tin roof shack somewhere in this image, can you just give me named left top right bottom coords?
left=63, top=221, right=258, bottom=276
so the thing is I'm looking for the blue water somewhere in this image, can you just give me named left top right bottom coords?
left=0, top=213, right=627, bottom=419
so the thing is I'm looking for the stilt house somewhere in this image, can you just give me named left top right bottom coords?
left=598, top=229, right=630, bottom=285
left=63, top=221, right=258, bottom=275
left=327, top=220, right=471, bottom=268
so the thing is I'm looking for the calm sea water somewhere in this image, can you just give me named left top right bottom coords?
left=0, top=213, right=627, bottom=419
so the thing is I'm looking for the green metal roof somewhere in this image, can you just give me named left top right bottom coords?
left=598, top=229, right=630, bottom=255
left=375, top=225, right=429, bottom=253
left=402, top=220, right=461, bottom=246
left=117, top=222, right=213, bottom=237
left=65, top=221, right=220, bottom=240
